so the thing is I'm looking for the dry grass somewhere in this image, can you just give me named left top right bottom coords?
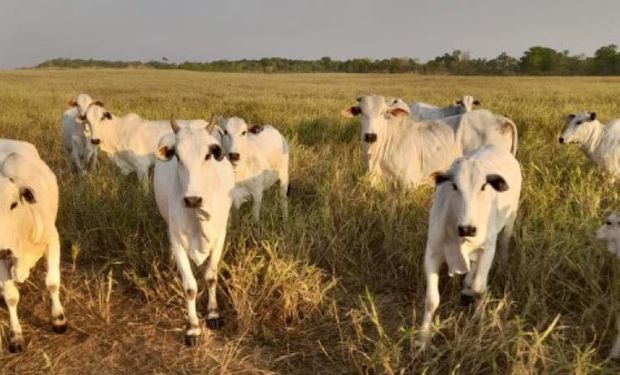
left=0, top=69, right=619, bottom=374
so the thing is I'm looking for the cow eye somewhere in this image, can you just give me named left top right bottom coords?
left=242, top=131, right=247, bottom=136
left=205, top=153, right=211, bottom=160
left=224, top=130, right=228, bottom=135
left=10, top=202, right=17, bottom=210
left=451, top=183, right=458, bottom=191
left=481, top=184, right=486, bottom=191
left=607, top=221, right=613, bottom=225
left=576, top=121, right=583, bottom=125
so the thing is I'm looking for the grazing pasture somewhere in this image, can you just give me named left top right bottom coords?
left=0, top=69, right=619, bottom=373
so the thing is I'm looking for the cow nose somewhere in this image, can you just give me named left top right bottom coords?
left=364, top=133, right=377, bottom=143
left=558, top=137, right=564, bottom=144
left=184, top=196, right=203, bottom=208
left=458, top=225, right=477, bottom=237
left=91, top=138, right=101, bottom=145
left=228, top=153, right=240, bottom=162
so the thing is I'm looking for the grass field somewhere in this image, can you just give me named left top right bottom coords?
left=0, top=69, right=619, bottom=374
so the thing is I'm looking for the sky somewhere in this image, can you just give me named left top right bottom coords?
left=0, top=0, right=619, bottom=69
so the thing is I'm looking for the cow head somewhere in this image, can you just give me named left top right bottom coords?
left=217, top=117, right=261, bottom=165
left=83, top=101, right=111, bottom=146
left=559, top=112, right=598, bottom=145
left=342, top=95, right=410, bottom=147
left=157, top=119, right=225, bottom=210
left=433, top=158, right=509, bottom=244
left=596, top=212, right=620, bottom=258
left=0, top=153, right=40, bottom=282
left=68, top=93, right=94, bottom=118
left=453, top=95, right=480, bottom=113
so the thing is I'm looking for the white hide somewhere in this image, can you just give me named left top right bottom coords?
left=217, top=117, right=289, bottom=220
left=343, top=95, right=459, bottom=190
left=61, top=106, right=98, bottom=174
left=0, top=140, right=66, bottom=352
left=153, top=120, right=235, bottom=345
left=409, top=95, right=480, bottom=121
left=595, top=212, right=620, bottom=359
left=560, top=112, right=620, bottom=180
left=418, top=145, right=522, bottom=348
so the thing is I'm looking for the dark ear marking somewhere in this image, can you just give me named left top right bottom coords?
left=473, top=100, right=480, bottom=106
left=248, top=124, right=264, bottom=134
left=567, top=114, right=576, bottom=121
left=20, top=187, right=36, bottom=204
left=209, top=144, right=224, bottom=161
left=389, top=107, right=409, bottom=117
left=0, top=249, right=12, bottom=260
left=486, top=174, right=509, bottom=192
left=92, top=100, right=105, bottom=107
left=103, top=112, right=112, bottom=120
left=590, top=112, right=597, bottom=121
left=67, top=99, right=78, bottom=107
left=431, top=171, right=451, bottom=186
left=455, top=100, right=463, bottom=105
left=159, top=146, right=175, bottom=161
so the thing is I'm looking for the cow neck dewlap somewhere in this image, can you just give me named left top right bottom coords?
left=579, top=121, right=604, bottom=158
left=97, top=116, right=122, bottom=154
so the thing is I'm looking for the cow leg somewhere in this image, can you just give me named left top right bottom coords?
left=251, top=188, right=263, bottom=221
left=172, top=244, right=201, bottom=346
left=204, top=236, right=224, bottom=330
left=2, top=279, right=23, bottom=353
left=418, top=251, right=442, bottom=349
left=610, top=313, right=620, bottom=360
left=279, top=180, right=289, bottom=220
left=46, top=229, right=67, bottom=333
left=498, top=215, right=516, bottom=267
left=88, top=149, right=98, bottom=171
left=470, top=243, right=497, bottom=296
left=462, top=251, right=480, bottom=305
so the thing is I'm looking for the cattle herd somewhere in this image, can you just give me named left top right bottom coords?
left=0, top=92, right=618, bottom=359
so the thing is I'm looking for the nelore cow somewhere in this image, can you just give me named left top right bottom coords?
left=82, top=102, right=201, bottom=190
left=154, top=119, right=235, bottom=346
left=61, top=93, right=99, bottom=174
left=595, top=212, right=620, bottom=359
left=342, top=95, right=459, bottom=190
left=0, top=139, right=67, bottom=353
left=409, top=95, right=481, bottom=121
left=418, top=145, right=521, bottom=348
left=216, top=117, right=289, bottom=220
left=560, top=112, right=620, bottom=181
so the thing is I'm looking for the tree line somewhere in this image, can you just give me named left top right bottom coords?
left=36, top=45, right=620, bottom=75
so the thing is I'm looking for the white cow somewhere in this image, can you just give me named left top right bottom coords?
left=154, top=119, right=235, bottom=346
left=216, top=117, right=289, bottom=220
left=595, top=211, right=620, bottom=359
left=0, top=140, right=67, bottom=353
left=61, top=93, right=99, bottom=174
left=342, top=95, right=460, bottom=190
left=446, top=109, right=518, bottom=155
left=560, top=112, right=620, bottom=180
left=83, top=103, right=200, bottom=190
left=409, top=95, right=481, bottom=121
left=418, top=145, right=522, bottom=348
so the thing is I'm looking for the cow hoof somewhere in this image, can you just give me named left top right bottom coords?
left=52, top=322, right=68, bottom=334
left=206, top=317, right=223, bottom=330
left=460, top=293, right=476, bottom=306
left=185, top=334, right=200, bottom=347
left=8, top=340, right=24, bottom=353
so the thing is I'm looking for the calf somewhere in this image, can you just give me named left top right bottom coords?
left=61, top=94, right=99, bottom=174
left=560, top=112, right=620, bottom=180
left=0, top=140, right=67, bottom=353
left=418, top=145, right=521, bottom=348
left=216, top=117, right=289, bottom=220
left=154, top=119, right=235, bottom=346
left=409, top=95, right=481, bottom=121
left=595, top=212, right=620, bottom=359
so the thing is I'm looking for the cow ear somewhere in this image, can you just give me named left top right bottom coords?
left=388, top=107, right=409, bottom=117
left=248, top=124, right=264, bottom=134
left=473, top=100, right=480, bottom=106
left=567, top=114, right=576, bottom=121
left=92, top=100, right=104, bottom=107
left=103, top=112, right=112, bottom=120
left=0, top=249, right=12, bottom=260
left=209, top=144, right=224, bottom=161
left=68, top=99, right=78, bottom=107
left=19, top=187, right=36, bottom=204
left=431, top=171, right=451, bottom=186
left=157, top=133, right=176, bottom=161
left=342, top=106, right=361, bottom=118
left=486, top=174, right=509, bottom=192
left=590, top=112, right=597, bottom=121
left=454, top=100, right=462, bottom=105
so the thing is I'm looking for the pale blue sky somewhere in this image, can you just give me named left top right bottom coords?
left=0, top=0, right=618, bottom=69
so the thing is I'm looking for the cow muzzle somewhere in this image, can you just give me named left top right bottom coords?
left=228, top=153, right=240, bottom=163
left=364, top=133, right=377, bottom=143
left=184, top=196, right=203, bottom=208
left=457, top=225, right=477, bottom=237
left=91, top=138, right=101, bottom=145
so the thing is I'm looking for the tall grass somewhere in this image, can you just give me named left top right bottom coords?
left=0, top=69, right=619, bottom=373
